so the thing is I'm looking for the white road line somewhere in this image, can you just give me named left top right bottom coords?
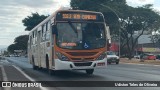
left=1, top=66, right=8, bottom=81
left=12, top=65, right=49, bottom=90
left=1, top=65, right=11, bottom=90
left=120, top=62, right=160, bottom=67
left=154, top=65, right=160, bottom=66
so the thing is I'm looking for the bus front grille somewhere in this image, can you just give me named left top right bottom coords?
left=67, top=52, right=97, bottom=56
left=74, top=62, right=92, bottom=66
left=71, top=58, right=94, bottom=61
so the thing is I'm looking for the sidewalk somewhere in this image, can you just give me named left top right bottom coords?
left=120, top=58, right=160, bottom=65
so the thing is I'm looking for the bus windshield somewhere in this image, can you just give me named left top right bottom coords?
left=56, top=22, right=106, bottom=50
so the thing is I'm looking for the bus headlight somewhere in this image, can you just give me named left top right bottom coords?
left=56, top=52, right=69, bottom=61
left=116, top=56, right=119, bottom=59
left=96, top=52, right=107, bottom=60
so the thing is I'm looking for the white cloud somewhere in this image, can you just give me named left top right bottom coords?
left=127, top=0, right=155, bottom=7
left=0, top=0, right=71, bottom=47
left=154, top=6, right=160, bottom=12
left=126, top=0, right=160, bottom=13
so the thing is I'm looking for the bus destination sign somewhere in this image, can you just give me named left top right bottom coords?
left=62, top=14, right=97, bottom=20
left=56, top=12, right=104, bottom=22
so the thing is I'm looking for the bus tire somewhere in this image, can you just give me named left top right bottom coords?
left=116, top=62, right=119, bottom=64
left=32, top=56, right=37, bottom=70
left=46, top=55, right=53, bottom=75
left=86, top=69, right=94, bottom=75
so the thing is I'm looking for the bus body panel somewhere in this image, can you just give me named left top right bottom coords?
left=37, top=30, right=41, bottom=67
left=54, top=58, right=107, bottom=70
left=40, top=42, right=45, bottom=68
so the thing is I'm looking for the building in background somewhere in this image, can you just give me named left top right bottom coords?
left=110, top=34, right=160, bottom=56
left=136, top=35, right=160, bottom=55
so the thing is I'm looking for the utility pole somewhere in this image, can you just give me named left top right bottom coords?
left=100, top=4, right=121, bottom=58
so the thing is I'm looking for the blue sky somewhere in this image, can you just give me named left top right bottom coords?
left=0, top=0, right=160, bottom=49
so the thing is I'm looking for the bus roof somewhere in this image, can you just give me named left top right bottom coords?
left=57, top=10, right=102, bottom=14
left=30, top=10, right=103, bottom=32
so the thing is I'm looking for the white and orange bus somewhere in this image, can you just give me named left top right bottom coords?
left=28, top=8, right=111, bottom=75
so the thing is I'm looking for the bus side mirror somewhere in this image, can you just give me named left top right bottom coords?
left=52, top=25, right=57, bottom=35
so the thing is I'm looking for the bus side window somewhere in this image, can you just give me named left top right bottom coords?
left=42, top=24, right=47, bottom=41
left=34, top=30, right=37, bottom=44
left=46, top=21, right=51, bottom=41
left=29, top=35, right=32, bottom=48
left=32, top=31, right=34, bottom=38
left=48, top=21, right=51, bottom=30
left=33, top=30, right=36, bottom=45
left=41, top=25, right=44, bottom=42
left=46, top=22, right=48, bottom=32
left=32, top=31, right=34, bottom=45
left=35, top=30, right=37, bottom=43
left=37, top=27, right=41, bottom=42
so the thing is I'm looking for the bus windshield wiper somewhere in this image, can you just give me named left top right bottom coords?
left=68, top=21, right=78, bottom=37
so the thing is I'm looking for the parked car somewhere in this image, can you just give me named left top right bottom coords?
left=143, top=54, right=156, bottom=60
left=107, top=51, right=119, bottom=64
left=134, top=55, right=140, bottom=59
left=9, top=54, right=14, bottom=57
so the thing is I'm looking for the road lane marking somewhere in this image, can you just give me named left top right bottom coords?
left=1, top=66, right=8, bottom=81
left=1, top=65, right=11, bottom=90
left=120, top=62, right=160, bottom=67
left=12, top=65, right=49, bottom=90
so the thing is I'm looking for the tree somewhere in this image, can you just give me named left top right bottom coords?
left=150, top=31, right=160, bottom=49
left=14, top=35, right=29, bottom=50
left=7, top=44, right=17, bottom=53
left=7, top=35, right=29, bottom=53
left=22, top=12, right=48, bottom=31
left=150, top=34, right=160, bottom=44
left=71, top=0, right=126, bottom=11
left=119, top=5, right=160, bottom=59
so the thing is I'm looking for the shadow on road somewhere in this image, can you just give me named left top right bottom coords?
left=36, top=68, right=106, bottom=80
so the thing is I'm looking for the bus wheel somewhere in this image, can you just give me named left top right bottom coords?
left=46, top=55, right=53, bottom=75
left=46, top=67, right=53, bottom=75
left=86, top=69, right=94, bottom=75
left=32, top=57, right=37, bottom=70
left=116, top=62, right=119, bottom=64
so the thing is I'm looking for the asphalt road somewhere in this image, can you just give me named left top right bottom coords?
left=1, top=57, right=160, bottom=90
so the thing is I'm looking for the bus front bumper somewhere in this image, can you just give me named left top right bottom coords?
left=53, top=58, right=107, bottom=70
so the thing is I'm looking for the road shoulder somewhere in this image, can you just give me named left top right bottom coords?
left=0, top=58, right=43, bottom=90
left=120, top=58, right=160, bottom=67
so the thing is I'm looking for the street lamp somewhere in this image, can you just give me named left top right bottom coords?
left=100, top=4, right=121, bottom=58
